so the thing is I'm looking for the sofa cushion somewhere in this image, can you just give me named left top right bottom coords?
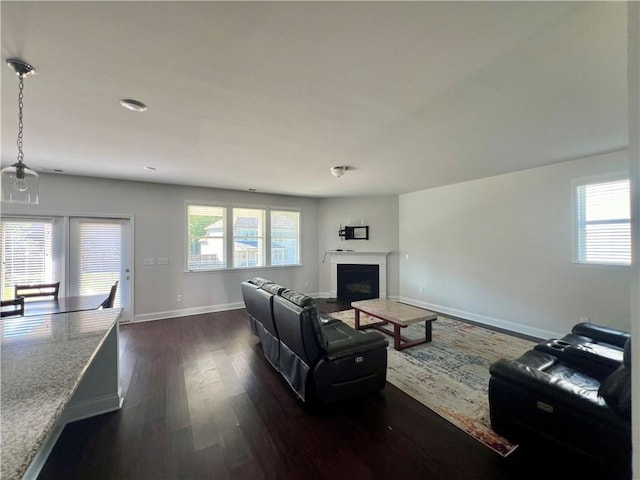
left=261, top=283, right=286, bottom=295
left=279, top=289, right=315, bottom=307
left=248, top=277, right=273, bottom=287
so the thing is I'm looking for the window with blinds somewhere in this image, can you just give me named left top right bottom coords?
left=271, top=210, right=300, bottom=265
left=575, top=178, right=631, bottom=266
left=1, top=218, right=55, bottom=299
left=187, top=204, right=227, bottom=270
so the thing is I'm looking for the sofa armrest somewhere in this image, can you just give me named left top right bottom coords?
left=322, top=321, right=388, bottom=360
left=571, top=322, right=630, bottom=349
left=489, top=352, right=627, bottom=427
left=318, top=311, right=342, bottom=326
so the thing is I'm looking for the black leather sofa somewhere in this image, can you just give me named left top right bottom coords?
left=241, top=277, right=388, bottom=403
left=533, top=321, right=629, bottom=381
left=489, top=322, right=632, bottom=472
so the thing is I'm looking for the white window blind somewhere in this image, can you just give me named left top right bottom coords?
left=188, top=205, right=226, bottom=270
left=1, top=218, right=55, bottom=299
left=233, top=208, right=265, bottom=267
left=576, top=178, right=631, bottom=266
left=69, top=221, right=122, bottom=307
left=271, top=210, right=300, bottom=266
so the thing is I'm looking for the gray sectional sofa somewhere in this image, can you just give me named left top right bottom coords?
left=241, top=277, right=388, bottom=404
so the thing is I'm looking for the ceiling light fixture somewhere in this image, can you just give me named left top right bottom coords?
left=1, top=58, right=39, bottom=204
left=120, top=98, right=148, bottom=112
left=330, top=166, right=348, bottom=178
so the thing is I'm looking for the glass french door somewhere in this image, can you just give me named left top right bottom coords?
left=68, top=217, right=132, bottom=322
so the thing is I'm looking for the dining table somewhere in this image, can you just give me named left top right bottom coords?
left=22, top=294, right=107, bottom=317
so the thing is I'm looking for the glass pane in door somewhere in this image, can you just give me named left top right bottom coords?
left=69, top=217, right=131, bottom=321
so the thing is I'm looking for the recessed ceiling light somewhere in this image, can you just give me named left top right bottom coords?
left=143, top=166, right=156, bottom=171
left=120, top=98, right=148, bottom=112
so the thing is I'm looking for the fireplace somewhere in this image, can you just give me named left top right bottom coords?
left=327, top=251, right=389, bottom=300
left=337, top=264, right=379, bottom=302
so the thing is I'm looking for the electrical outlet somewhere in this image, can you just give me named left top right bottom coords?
left=177, top=294, right=182, bottom=302
left=157, top=257, right=169, bottom=265
left=419, top=287, right=424, bottom=294
left=143, top=257, right=155, bottom=265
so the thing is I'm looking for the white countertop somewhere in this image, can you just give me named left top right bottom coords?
left=0, top=308, right=121, bottom=480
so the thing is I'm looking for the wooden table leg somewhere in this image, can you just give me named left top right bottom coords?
left=394, top=324, right=402, bottom=350
left=425, top=320, right=432, bottom=342
left=354, top=309, right=361, bottom=330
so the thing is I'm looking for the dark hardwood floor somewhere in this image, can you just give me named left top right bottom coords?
left=38, top=299, right=628, bottom=479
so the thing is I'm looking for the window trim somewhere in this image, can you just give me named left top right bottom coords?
left=572, top=172, right=631, bottom=268
left=1, top=215, right=64, bottom=300
left=185, top=202, right=302, bottom=273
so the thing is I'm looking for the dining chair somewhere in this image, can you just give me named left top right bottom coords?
left=99, top=281, right=119, bottom=309
left=14, top=282, right=61, bottom=300
left=1, top=297, right=25, bottom=317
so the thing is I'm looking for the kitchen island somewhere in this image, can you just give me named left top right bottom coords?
left=1, top=308, right=122, bottom=480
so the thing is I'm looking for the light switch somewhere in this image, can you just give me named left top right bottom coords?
left=143, top=258, right=155, bottom=265
left=157, top=257, right=169, bottom=265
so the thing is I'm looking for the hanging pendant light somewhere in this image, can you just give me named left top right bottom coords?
left=1, top=58, right=39, bottom=204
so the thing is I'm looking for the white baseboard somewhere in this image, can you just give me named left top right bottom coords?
left=134, top=301, right=245, bottom=323
left=63, top=391, right=124, bottom=424
left=133, top=295, right=553, bottom=340
left=133, top=293, right=332, bottom=323
left=398, top=296, right=562, bottom=340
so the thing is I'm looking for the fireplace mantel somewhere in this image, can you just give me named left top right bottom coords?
left=326, top=251, right=389, bottom=299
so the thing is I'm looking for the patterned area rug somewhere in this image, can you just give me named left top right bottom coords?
left=329, top=309, right=536, bottom=457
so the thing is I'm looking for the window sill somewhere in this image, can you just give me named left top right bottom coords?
left=572, top=261, right=631, bottom=271
left=184, top=264, right=302, bottom=274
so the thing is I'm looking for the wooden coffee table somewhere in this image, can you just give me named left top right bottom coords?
left=351, top=299, right=438, bottom=351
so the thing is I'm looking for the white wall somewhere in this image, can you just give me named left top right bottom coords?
left=627, top=2, right=640, bottom=477
left=317, top=196, right=399, bottom=299
left=2, top=174, right=320, bottom=321
left=399, top=150, right=631, bottom=339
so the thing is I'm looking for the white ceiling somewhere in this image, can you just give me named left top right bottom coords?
left=0, top=1, right=628, bottom=198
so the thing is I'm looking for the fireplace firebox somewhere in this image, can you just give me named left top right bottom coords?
left=337, top=264, right=379, bottom=302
